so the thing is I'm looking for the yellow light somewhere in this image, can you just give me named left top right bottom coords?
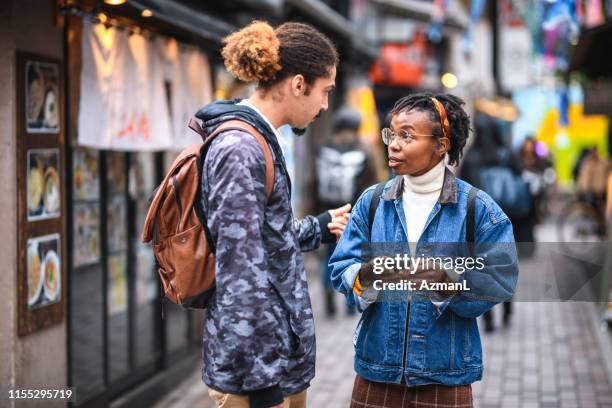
left=98, top=12, right=108, bottom=23
left=441, top=72, right=458, bottom=89
left=104, top=0, right=126, bottom=5
left=141, top=9, right=153, bottom=17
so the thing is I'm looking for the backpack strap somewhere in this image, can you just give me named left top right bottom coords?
left=189, top=118, right=275, bottom=200
left=368, top=182, right=386, bottom=240
left=466, top=186, right=478, bottom=253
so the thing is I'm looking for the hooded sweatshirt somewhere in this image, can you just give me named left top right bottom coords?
left=195, top=100, right=331, bottom=405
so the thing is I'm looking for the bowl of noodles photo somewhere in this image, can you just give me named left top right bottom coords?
left=43, top=166, right=60, bottom=214
left=43, top=250, right=60, bottom=302
left=27, top=241, right=44, bottom=307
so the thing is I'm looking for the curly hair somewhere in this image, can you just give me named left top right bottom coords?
left=221, top=20, right=338, bottom=90
left=389, top=93, right=471, bottom=166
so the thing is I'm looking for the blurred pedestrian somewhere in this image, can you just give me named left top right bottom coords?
left=330, top=93, right=518, bottom=408
left=515, top=136, right=554, bottom=251
left=519, top=137, right=555, bottom=225
left=573, top=147, right=592, bottom=183
left=315, top=107, right=378, bottom=317
left=461, top=115, right=527, bottom=331
left=577, top=147, right=609, bottom=216
left=196, top=21, right=351, bottom=408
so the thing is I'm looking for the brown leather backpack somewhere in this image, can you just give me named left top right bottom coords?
left=140, top=119, right=274, bottom=309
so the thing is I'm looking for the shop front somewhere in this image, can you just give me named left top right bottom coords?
left=2, top=1, right=377, bottom=407
left=2, top=1, right=225, bottom=406
left=63, top=6, right=219, bottom=406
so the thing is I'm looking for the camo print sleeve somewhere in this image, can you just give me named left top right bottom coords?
left=293, top=215, right=325, bottom=252
left=202, top=130, right=283, bottom=393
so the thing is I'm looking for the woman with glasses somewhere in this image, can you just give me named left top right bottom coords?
left=329, top=93, right=518, bottom=407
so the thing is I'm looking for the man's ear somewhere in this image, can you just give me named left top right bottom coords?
left=291, top=74, right=306, bottom=96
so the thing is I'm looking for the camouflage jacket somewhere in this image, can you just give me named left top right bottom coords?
left=197, top=101, right=330, bottom=400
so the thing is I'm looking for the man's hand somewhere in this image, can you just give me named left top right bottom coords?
left=327, top=203, right=351, bottom=241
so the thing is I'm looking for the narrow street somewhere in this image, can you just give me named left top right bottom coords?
left=4, top=2, right=612, bottom=407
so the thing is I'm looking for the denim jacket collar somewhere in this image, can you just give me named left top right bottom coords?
left=382, top=167, right=458, bottom=204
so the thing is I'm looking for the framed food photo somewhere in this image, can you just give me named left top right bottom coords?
left=73, top=203, right=101, bottom=267
left=18, top=230, right=65, bottom=335
left=25, top=59, right=60, bottom=134
left=27, top=148, right=61, bottom=221
left=26, top=234, right=62, bottom=310
left=108, top=253, right=128, bottom=316
left=73, top=148, right=99, bottom=201
left=16, top=51, right=65, bottom=336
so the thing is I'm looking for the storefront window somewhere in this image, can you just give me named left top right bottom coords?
left=67, top=9, right=213, bottom=404
left=106, top=152, right=130, bottom=382
left=70, top=147, right=196, bottom=405
left=70, top=148, right=105, bottom=401
left=130, top=153, right=161, bottom=367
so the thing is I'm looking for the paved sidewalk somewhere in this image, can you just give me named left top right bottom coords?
left=154, top=243, right=612, bottom=407
left=475, top=301, right=612, bottom=408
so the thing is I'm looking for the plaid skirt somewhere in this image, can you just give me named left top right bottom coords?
left=350, top=376, right=473, bottom=408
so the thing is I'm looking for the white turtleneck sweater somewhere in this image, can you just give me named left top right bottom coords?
left=402, top=159, right=445, bottom=255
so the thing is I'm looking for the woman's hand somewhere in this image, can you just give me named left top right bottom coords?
left=410, top=265, right=457, bottom=297
left=358, top=257, right=407, bottom=287
left=358, top=260, right=454, bottom=296
left=327, top=203, right=351, bottom=241
left=408, top=265, right=448, bottom=286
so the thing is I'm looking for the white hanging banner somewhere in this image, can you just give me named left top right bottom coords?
left=158, top=37, right=213, bottom=149
left=79, top=20, right=172, bottom=150
left=78, top=21, right=212, bottom=151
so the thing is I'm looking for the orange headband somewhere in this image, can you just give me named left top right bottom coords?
left=431, top=97, right=450, bottom=139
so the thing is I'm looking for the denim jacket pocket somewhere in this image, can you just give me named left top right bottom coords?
left=424, top=312, right=454, bottom=371
left=357, top=304, right=390, bottom=364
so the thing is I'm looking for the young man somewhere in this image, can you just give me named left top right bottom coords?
left=196, top=21, right=351, bottom=408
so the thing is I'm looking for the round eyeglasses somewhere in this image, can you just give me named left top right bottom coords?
left=381, top=128, right=434, bottom=146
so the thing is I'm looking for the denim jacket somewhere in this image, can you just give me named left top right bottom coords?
left=329, top=168, right=519, bottom=386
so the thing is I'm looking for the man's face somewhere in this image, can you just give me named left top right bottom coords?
left=289, top=66, right=336, bottom=134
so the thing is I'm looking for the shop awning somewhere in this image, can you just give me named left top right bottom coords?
left=569, top=22, right=612, bottom=79
left=129, top=0, right=377, bottom=61
left=372, top=0, right=467, bottom=31
left=129, top=0, right=235, bottom=42
left=284, top=0, right=378, bottom=60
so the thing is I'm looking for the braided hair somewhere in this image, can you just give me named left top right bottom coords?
left=389, top=93, right=471, bottom=166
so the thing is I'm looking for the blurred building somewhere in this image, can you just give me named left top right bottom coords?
left=351, top=0, right=469, bottom=123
